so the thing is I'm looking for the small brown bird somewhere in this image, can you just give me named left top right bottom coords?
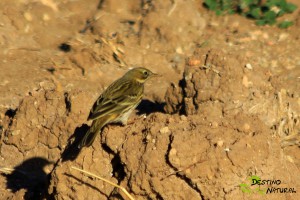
left=79, top=67, right=158, bottom=148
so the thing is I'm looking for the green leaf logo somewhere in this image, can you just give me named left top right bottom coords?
left=240, top=183, right=252, bottom=193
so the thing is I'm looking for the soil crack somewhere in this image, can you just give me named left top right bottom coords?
left=165, top=134, right=205, bottom=199
left=101, top=143, right=126, bottom=184
left=64, top=92, right=71, bottom=116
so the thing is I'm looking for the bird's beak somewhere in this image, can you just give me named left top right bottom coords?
left=151, top=72, right=162, bottom=77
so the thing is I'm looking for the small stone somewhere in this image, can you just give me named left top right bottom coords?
left=212, top=121, right=218, bottom=128
left=146, top=134, right=152, bottom=141
left=159, top=127, right=170, bottom=134
left=232, top=21, right=239, bottom=28
left=271, top=60, right=278, bottom=68
left=11, top=130, right=20, bottom=136
left=224, top=147, right=230, bottom=152
left=243, top=123, right=250, bottom=132
left=24, top=12, right=33, bottom=21
left=245, top=63, right=252, bottom=70
left=262, top=33, right=269, bottom=39
left=180, top=115, right=187, bottom=121
left=167, top=117, right=175, bottom=123
left=253, top=90, right=261, bottom=98
left=172, top=54, right=182, bottom=63
left=176, top=47, right=183, bottom=54
left=169, top=148, right=177, bottom=156
left=43, top=14, right=50, bottom=21
left=39, top=81, right=56, bottom=91
left=217, top=140, right=224, bottom=147
left=248, top=132, right=255, bottom=137
left=278, top=33, right=289, bottom=42
left=188, top=58, right=201, bottom=66
left=185, top=168, right=191, bottom=174
left=286, top=155, right=294, bottom=163
left=242, top=75, right=253, bottom=88
left=207, top=173, right=214, bottom=180
left=209, top=21, right=219, bottom=27
left=280, top=89, right=287, bottom=96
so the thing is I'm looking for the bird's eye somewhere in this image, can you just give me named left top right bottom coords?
left=143, top=71, right=149, bottom=76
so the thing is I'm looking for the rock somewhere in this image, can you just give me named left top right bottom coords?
left=159, top=127, right=170, bottom=134
left=217, top=140, right=224, bottom=147
left=245, top=63, right=252, bottom=70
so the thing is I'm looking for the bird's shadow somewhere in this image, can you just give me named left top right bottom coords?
left=61, top=124, right=89, bottom=162
left=136, top=99, right=165, bottom=115
left=1, top=157, right=52, bottom=200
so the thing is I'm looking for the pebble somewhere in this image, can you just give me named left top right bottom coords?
left=253, top=90, right=261, bottom=98
left=176, top=47, right=183, bottom=54
left=217, top=140, right=224, bottom=147
left=278, top=33, right=289, bottom=42
left=185, top=168, right=191, bottom=174
left=242, top=75, right=253, bottom=88
left=159, top=127, right=170, bottom=134
left=262, top=33, right=269, bottom=40
left=39, top=80, right=56, bottom=91
left=24, top=12, right=33, bottom=21
left=146, top=134, right=152, bottom=141
left=43, top=14, right=50, bottom=21
left=11, top=130, right=20, bottom=136
left=286, top=155, right=294, bottom=163
left=245, top=63, right=252, bottom=70
left=207, top=173, right=214, bottom=180
left=169, top=148, right=177, bottom=156
left=248, top=132, right=255, bottom=137
left=243, top=123, right=250, bottom=132
left=172, top=54, right=182, bottom=63
left=211, top=121, right=218, bottom=128
left=167, top=117, right=175, bottom=123
left=180, top=115, right=187, bottom=121
left=188, top=58, right=201, bottom=66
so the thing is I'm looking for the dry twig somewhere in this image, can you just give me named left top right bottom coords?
left=71, top=166, right=135, bottom=200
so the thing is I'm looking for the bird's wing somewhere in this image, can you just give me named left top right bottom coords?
left=88, top=79, right=143, bottom=121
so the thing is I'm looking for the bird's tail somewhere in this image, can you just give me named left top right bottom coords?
left=78, top=119, right=106, bottom=148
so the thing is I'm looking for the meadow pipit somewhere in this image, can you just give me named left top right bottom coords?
left=79, top=67, right=158, bottom=148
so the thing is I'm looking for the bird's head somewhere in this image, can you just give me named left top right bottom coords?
left=125, top=67, right=160, bottom=83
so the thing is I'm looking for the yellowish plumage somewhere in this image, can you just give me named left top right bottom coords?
left=79, top=67, right=158, bottom=148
